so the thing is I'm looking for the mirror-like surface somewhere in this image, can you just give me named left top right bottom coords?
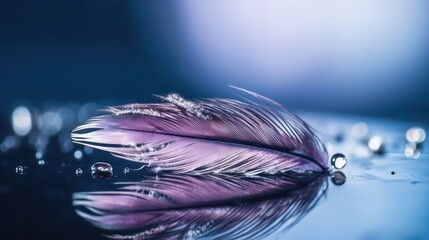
left=1, top=107, right=428, bottom=239
left=74, top=174, right=326, bottom=239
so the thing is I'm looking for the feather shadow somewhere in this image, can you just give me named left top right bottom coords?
left=73, top=173, right=327, bottom=239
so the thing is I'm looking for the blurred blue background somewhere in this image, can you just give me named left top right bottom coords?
left=1, top=0, right=429, bottom=122
left=1, top=1, right=429, bottom=239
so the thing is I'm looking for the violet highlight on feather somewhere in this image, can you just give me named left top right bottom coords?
left=71, top=88, right=328, bottom=175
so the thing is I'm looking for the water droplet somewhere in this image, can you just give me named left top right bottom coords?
left=153, top=166, right=162, bottom=173
left=147, top=190, right=156, bottom=197
left=123, top=165, right=145, bottom=174
left=35, top=151, right=43, bottom=159
left=12, top=106, right=32, bottom=136
left=34, top=135, right=49, bottom=151
left=84, top=146, right=93, bottom=154
left=38, top=159, right=45, bottom=166
left=411, top=149, right=421, bottom=159
left=404, top=142, right=416, bottom=157
left=1, top=136, right=18, bottom=152
left=351, top=122, right=368, bottom=139
left=406, top=127, right=426, bottom=144
left=164, top=93, right=210, bottom=119
left=91, top=162, right=113, bottom=180
left=331, top=171, right=346, bottom=186
left=404, top=142, right=420, bottom=158
left=368, top=135, right=384, bottom=155
left=15, top=166, right=25, bottom=175
left=75, top=168, right=83, bottom=176
left=74, top=150, right=83, bottom=160
left=37, top=111, right=63, bottom=136
left=330, top=153, right=347, bottom=169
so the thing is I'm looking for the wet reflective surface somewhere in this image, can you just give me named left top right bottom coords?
left=74, top=174, right=326, bottom=239
left=1, top=106, right=428, bottom=239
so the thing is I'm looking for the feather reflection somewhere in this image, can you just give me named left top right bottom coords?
left=74, top=174, right=327, bottom=239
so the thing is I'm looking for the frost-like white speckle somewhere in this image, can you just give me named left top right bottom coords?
left=164, top=94, right=211, bottom=119
left=185, top=220, right=214, bottom=239
left=107, top=106, right=163, bottom=117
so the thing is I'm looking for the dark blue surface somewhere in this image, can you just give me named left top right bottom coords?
left=1, top=1, right=429, bottom=239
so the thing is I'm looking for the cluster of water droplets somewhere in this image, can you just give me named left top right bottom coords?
left=75, top=168, right=83, bottom=176
left=5, top=102, right=426, bottom=188
left=4, top=103, right=168, bottom=180
left=349, top=122, right=426, bottom=158
left=1, top=104, right=106, bottom=178
left=0, top=103, right=134, bottom=181
left=135, top=142, right=170, bottom=155
left=185, top=221, right=214, bottom=239
left=164, top=93, right=211, bottom=119
left=404, top=127, right=425, bottom=159
left=329, top=153, right=347, bottom=186
left=107, top=105, right=163, bottom=117
left=15, top=166, right=26, bottom=175
left=74, top=162, right=114, bottom=180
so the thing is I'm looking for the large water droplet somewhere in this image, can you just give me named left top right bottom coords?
left=330, top=153, right=347, bottom=169
left=406, top=127, right=426, bottom=144
left=15, top=166, right=25, bottom=175
left=91, top=162, right=113, bottom=180
left=74, top=150, right=83, bottom=160
left=331, top=171, right=346, bottom=186
left=351, top=122, right=368, bottom=139
left=35, top=151, right=43, bottom=159
left=368, top=135, right=385, bottom=155
left=12, top=106, right=32, bottom=136
left=75, top=168, right=83, bottom=176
